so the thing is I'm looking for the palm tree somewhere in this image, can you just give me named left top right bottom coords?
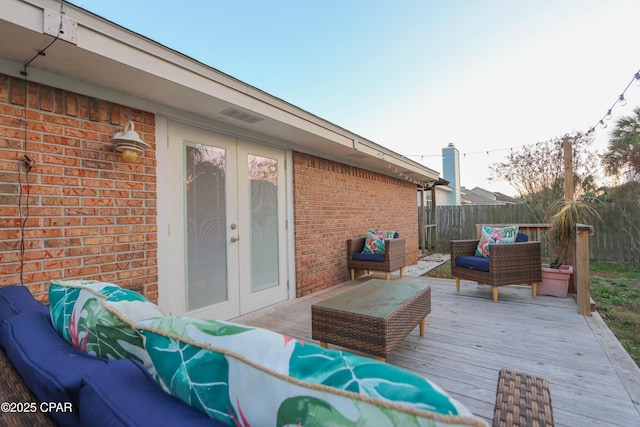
left=603, top=106, right=640, bottom=179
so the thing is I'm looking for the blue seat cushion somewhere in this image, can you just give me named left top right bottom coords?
left=455, top=256, right=490, bottom=272
left=352, top=252, right=385, bottom=262
left=0, top=310, right=109, bottom=427
left=79, top=359, right=225, bottom=427
left=455, top=233, right=528, bottom=273
left=0, top=285, right=49, bottom=325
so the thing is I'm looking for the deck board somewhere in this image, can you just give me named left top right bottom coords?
left=233, top=275, right=640, bottom=427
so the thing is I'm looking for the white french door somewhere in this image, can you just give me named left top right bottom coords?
left=167, top=122, right=288, bottom=320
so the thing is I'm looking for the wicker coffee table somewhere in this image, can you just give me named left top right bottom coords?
left=311, top=279, right=431, bottom=361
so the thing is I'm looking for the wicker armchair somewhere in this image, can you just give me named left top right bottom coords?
left=450, top=238, right=542, bottom=302
left=347, top=236, right=406, bottom=280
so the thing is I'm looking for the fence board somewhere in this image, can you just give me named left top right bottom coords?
left=422, top=203, right=640, bottom=264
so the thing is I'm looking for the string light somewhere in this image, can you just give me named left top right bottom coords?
left=586, top=67, right=639, bottom=136
left=406, top=143, right=534, bottom=160
left=618, top=94, right=627, bottom=107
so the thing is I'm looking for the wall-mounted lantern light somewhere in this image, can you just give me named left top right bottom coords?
left=111, top=121, right=149, bottom=162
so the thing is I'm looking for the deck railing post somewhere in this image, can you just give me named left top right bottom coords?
left=575, top=225, right=592, bottom=315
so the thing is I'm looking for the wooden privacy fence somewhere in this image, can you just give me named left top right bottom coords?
left=421, top=203, right=640, bottom=264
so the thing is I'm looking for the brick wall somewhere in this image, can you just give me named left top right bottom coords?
left=293, top=152, right=419, bottom=296
left=0, top=74, right=157, bottom=304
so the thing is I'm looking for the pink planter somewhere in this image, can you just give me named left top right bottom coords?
left=538, top=264, right=574, bottom=298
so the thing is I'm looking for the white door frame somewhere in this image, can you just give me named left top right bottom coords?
left=157, top=118, right=292, bottom=319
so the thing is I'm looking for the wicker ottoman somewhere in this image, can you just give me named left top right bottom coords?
left=311, top=279, right=431, bottom=361
left=493, top=368, right=554, bottom=427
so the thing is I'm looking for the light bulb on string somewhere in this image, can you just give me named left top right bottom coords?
left=605, top=109, right=612, bottom=120
left=618, top=94, right=627, bottom=107
left=635, top=72, right=640, bottom=86
left=599, top=120, right=607, bottom=129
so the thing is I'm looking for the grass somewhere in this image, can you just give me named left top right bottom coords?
left=425, top=259, right=640, bottom=367
left=590, top=261, right=640, bottom=367
left=425, top=260, right=451, bottom=279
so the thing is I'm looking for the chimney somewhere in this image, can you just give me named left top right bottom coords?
left=442, top=143, right=460, bottom=205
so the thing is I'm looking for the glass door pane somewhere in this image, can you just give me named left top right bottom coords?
left=185, top=144, right=228, bottom=311
left=238, top=141, right=288, bottom=315
left=248, top=154, right=279, bottom=292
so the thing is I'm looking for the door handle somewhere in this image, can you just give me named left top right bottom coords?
left=230, top=236, right=239, bottom=243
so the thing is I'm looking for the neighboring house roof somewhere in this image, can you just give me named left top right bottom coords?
left=460, top=190, right=506, bottom=205
left=494, top=192, right=520, bottom=204
left=467, top=187, right=496, bottom=200
left=459, top=187, right=519, bottom=205
left=0, top=0, right=440, bottom=187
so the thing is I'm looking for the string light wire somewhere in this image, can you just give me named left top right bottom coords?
left=405, top=67, right=640, bottom=161
left=586, top=68, right=640, bottom=135
left=17, top=0, right=66, bottom=285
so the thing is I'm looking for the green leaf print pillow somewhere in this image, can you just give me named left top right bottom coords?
left=136, top=316, right=487, bottom=427
left=49, top=280, right=165, bottom=377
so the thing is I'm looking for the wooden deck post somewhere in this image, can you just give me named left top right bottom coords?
left=418, top=189, right=426, bottom=254
left=575, top=226, right=592, bottom=315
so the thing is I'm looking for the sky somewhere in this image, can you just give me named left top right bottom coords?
left=69, top=0, right=640, bottom=196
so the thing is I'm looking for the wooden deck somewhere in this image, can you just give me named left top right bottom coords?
left=233, top=275, right=640, bottom=427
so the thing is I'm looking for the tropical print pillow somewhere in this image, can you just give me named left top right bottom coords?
left=49, top=280, right=165, bottom=377
left=362, top=230, right=397, bottom=254
left=136, top=315, right=487, bottom=427
left=475, top=225, right=519, bottom=257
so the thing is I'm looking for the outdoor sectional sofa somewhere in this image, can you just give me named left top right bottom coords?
left=0, top=283, right=490, bottom=427
left=0, top=285, right=223, bottom=427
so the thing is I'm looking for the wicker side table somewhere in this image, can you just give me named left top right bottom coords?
left=493, top=368, right=554, bottom=427
left=311, top=279, right=431, bottom=361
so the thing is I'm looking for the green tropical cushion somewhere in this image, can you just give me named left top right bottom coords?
left=362, top=230, right=397, bottom=254
left=136, top=316, right=487, bottom=427
left=475, top=225, right=519, bottom=258
left=49, top=280, right=165, bottom=378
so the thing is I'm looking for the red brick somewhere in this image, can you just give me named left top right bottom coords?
left=83, top=236, right=117, bottom=246
left=66, top=246, right=101, bottom=257
left=64, top=227, right=100, bottom=237
left=39, top=86, right=54, bottom=111
left=43, top=257, right=81, bottom=269
left=65, top=266, right=100, bottom=277
left=84, top=255, right=116, bottom=265
left=66, top=92, right=78, bottom=116
left=0, top=75, right=7, bottom=102
left=9, top=78, right=25, bottom=105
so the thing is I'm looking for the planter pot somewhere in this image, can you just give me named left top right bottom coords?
left=539, top=264, right=573, bottom=298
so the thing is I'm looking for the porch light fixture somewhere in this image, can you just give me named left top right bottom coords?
left=111, top=121, right=149, bottom=162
